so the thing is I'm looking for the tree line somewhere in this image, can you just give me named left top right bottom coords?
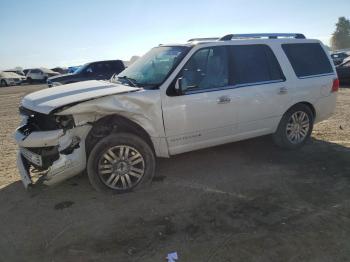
left=331, top=17, right=350, bottom=50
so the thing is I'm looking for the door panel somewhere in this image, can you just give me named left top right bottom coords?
left=163, top=89, right=239, bottom=154
left=228, top=44, right=292, bottom=135
left=236, top=82, right=293, bottom=134
left=162, top=46, right=239, bottom=155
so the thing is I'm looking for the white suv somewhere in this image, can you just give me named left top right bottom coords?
left=14, top=33, right=338, bottom=193
left=26, top=68, right=59, bottom=84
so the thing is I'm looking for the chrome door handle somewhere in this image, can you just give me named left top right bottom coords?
left=217, top=96, right=231, bottom=104
left=278, top=87, right=288, bottom=95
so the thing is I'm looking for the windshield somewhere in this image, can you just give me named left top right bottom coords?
left=74, top=64, right=88, bottom=74
left=114, top=46, right=190, bottom=88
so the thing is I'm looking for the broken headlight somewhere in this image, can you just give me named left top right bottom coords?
left=55, top=115, right=75, bottom=129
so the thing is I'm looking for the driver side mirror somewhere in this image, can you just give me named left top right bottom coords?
left=175, top=77, right=184, bottom=95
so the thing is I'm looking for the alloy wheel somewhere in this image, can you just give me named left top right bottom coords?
left=286, top=111, right=310, bottom=144
left=97, top=145, right=145, bottom=190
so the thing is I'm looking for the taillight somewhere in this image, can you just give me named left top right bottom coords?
left=332, top=79, right=339, bottom=92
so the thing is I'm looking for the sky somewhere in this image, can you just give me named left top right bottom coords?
left=0, top=0, right=349, bottom=70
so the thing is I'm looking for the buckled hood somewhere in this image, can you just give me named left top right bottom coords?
left=21, top=80, right=140, bottom=114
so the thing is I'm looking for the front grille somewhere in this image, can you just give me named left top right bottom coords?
left=21, top=148, right=42, bottom=167
left=20, top=146, right=59, bottom=169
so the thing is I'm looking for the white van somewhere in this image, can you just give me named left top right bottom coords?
left=15, top=33, right=338, bottom=193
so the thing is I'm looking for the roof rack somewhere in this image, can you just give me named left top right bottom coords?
left=219, top=33, right=306, bottom=41
left=187, top=37, right=219, bottom=42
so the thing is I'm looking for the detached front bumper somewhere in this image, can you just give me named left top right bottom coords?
left=14, top=124, right=91, bottom=188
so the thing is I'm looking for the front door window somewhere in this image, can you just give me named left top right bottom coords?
left=179, top=46, right=229, bottom=93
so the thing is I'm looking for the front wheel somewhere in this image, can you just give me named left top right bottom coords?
left=87, top=133, right=156, bottom=193
left=273, top=104, right=314, bottom=149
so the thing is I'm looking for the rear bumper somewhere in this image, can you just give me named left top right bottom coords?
left=314, top=93, right=337, bottom=123
left=14, top=124, right=91, bottom=187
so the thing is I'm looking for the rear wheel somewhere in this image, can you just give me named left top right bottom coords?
left=87, top=133, right=156, bottom=193
left=273, top=104, right=314, bottom=149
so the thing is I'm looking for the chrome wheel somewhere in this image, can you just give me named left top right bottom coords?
left=98, top=145, right=145, bottom=190
left=286, top=111, right=310, bottom=144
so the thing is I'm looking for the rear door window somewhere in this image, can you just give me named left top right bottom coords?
left=282, top=43, right=333, bottom=78
left=229, top=45, right=285, bottom=85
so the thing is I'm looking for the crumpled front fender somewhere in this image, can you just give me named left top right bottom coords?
left=56, top=90, right=165, bottom=138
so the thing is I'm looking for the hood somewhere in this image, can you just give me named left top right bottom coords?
left=21, top=80, right=140, bottom=114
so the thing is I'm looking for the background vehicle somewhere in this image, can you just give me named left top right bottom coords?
left=0, top=71, right=25, bottom=86
left=47, top=60, right=125, bottom=87
left=26, top=68, right=60, bottom=84
left=4, top=69, right=25, bottom=76
left=331, top=51, right=350, bottom=65
left=15, top=33, right=338, bottom=193
left=67, top=66, right=82, bottom=73
left=51, top=67, right=68, bottom=74
left=336, top=58, right=350, bottom=83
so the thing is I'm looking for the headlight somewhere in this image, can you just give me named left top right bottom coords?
left=55, top=115, right=75, bottom=129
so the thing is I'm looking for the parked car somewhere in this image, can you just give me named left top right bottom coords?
left=0, top=72, right=26, bottom=86
left=47, top=60, right=125, bottom=87
left=331, top=51, right=349, bottom=66
left=26, top=68, right=60, bottom=84
left=15, top=33, right=338, bottom=193
left=336, top=58, right=350, bottom=83
left=4, top=69, right=25, bottom=76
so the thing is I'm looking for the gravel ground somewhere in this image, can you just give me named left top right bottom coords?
left=0, top=84, right=349, bottom=262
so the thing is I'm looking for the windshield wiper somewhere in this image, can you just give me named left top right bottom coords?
left=117, top=76, right=139, bottom=87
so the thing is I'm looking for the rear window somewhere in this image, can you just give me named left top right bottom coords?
left=229, top=45, right=285, bottom=85
left=282, top=43, right=333, bottom=78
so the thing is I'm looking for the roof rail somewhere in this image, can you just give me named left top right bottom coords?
left=219, top=33, right=306, bottom=41
left=187, top=37, right=219, bottom=42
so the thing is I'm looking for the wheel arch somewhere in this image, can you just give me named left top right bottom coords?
left=286, top=101, right=316, bottom=119
left=85, top=114, right=155, bottom=158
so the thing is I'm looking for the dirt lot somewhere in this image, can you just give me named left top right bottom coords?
left=0, top=84, right=349, bottom=262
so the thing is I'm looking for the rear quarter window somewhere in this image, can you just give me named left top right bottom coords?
left=282, top=43, right=333, bottom=78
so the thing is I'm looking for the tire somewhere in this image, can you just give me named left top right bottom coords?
left=87, top=133, right=156, bottom=193
left=273, top=104, right=314, bottom=149
left=1, top=80, right=7, bottom=87
left=27, top=78, right=33, bottom=84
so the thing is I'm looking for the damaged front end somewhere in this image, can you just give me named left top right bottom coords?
left=15, top=106, right=91, bottom=188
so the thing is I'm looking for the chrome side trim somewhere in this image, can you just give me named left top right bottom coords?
left=183, top=79, right=285, bottom=95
